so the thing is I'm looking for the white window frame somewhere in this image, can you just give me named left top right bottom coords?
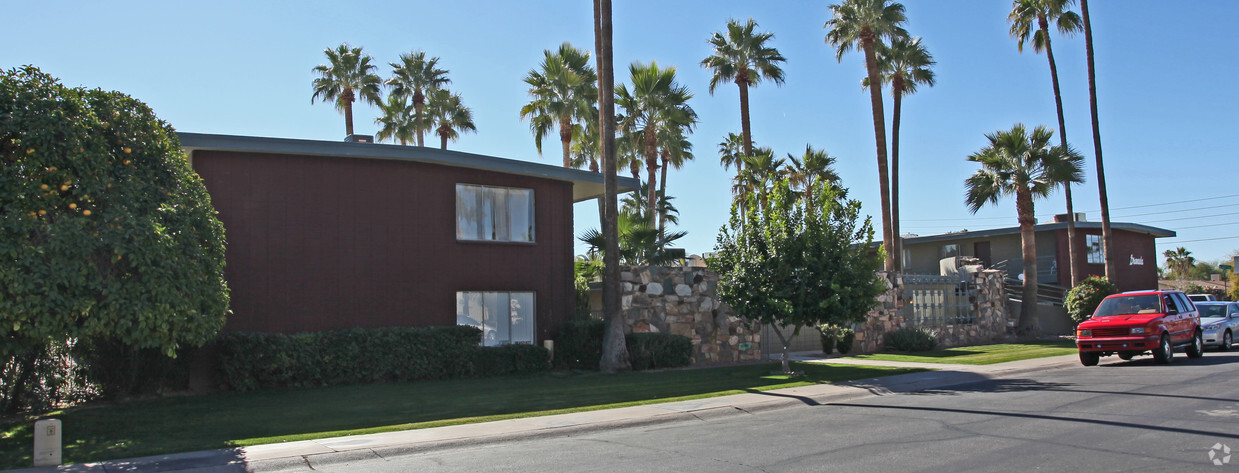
left=456, top=291, right=536, bottom=346
left=1085, top=234, right=1104, bottom=264
left=456, top=184, right=535, bottom=243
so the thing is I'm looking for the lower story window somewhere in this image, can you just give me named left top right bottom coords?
left=456, top=292, right=535, bottom=346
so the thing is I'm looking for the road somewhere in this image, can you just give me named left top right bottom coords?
left=273, top=351, right=1239, bottom=472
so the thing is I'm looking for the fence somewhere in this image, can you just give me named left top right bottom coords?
left=904, top=274, right=974, bottom=326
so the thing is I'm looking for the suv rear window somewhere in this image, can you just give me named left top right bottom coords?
left=1094, top=294, right=1161, bottom=317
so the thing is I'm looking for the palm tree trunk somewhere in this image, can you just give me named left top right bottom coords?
left=1042, top=26, right=1078, bottom=287
left=737, top=71, right=753, bottom=155
left=414, top=90, right=426, bottom=147
left=343, top=90, right=355, bottom=137
left=861, top=33, right=895, bottom=272
left=560, top=116, right=573, bottom=168
left=891, top=82, right=904, bottom=273
left=644, top=128, right=658, bottom=222
left=596, top=0, right=629, bottom=373
left=1081, top=0, right=1116, bottom=282
left=440, top=129, right=448, bottom=150
left=1016, top=187, right=1040, bottom=335
left=658, top=153, right=669, bottom=238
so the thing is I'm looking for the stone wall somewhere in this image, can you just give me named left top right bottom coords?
left=618, top=265, right=762, bottom=364
left=851, top=272, right=909, bottom=354
left=853, top=269, right=1013, bottom=354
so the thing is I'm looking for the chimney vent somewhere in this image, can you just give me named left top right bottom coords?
left=345, top=134, right=374, bottom=143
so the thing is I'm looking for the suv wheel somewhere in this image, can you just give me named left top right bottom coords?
left=1186, top=330, right=1205, bottom=359
left=1223, top=331, right=1233, bottom=352
left=1079, top=351, right=1100, bottom=366
left=1153, top=334, right=1173, bottom=364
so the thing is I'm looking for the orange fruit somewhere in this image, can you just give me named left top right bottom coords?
left=26, top=148, right=34, bottom=154
left=83, top=210, right=91, bottom=216
left=38, top=210, right=46, bottom=216
left=60, top=185, right=68, bottom=191
left=123, top=160, right=131, bottom=165
left=39, top=184, right=48, bottom=190
left=124, top=147, right=131, bottom=154
left=68, top=203, right=77, bottom=209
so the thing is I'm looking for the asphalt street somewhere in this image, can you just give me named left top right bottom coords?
left=283, top=351, right=1239, bottom=473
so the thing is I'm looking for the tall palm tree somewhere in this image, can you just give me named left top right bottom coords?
left=869, top=36, right=935, bottom=271
left=616, top=61, right=696, bottom=222
left=825, top=0, right=909, bottom=272
left=964, top=124, right=1083, bottom=335
left=1080, top=0, right=1116, bottom=282
left=1162, top=247, right=1195, bottom=281
left=311, top=43, right=384, bottom=137
left=374, top=94, right=416, bottom=145
left=425, top=89, right=476, bottom=150
left=569, top=117, right=601, bottom=172
left=521, top=42, right=598, bottom=168
left=785, top=145, right=841, bottom=215
left=594, top=0, right=628, bottom=373
left=387, top=51, right=451, bottom=147
left=717, top=132, right=748, bottom=173
left=701, top=18, right=787, bottom=156
left=656, top=126, right=694, bottom=236
left=1009, top=0, right=1084, bottom=285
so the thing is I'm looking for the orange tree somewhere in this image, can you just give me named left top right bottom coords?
left=0, top=67, right=229, bottom=412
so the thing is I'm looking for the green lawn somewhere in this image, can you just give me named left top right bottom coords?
left=0, top=362, right=924, bottom=467
left=843, top=340, right=1077, bottom=365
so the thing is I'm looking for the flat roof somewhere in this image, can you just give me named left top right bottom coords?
left=904, top=221, right=1176, bottom=245
left=178, top=132, right=639, bottom=203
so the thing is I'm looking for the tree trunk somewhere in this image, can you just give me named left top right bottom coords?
left=1016, top=188, right=1041, bottom=336
left=560, top=115, right=573, bottom=168
left=769, top=324, right=792, bottom=374
left=644, top=127, right=658, bottom=223
left=891, top=78, right=904, bottom=273
left=658, top=151, right=669, bottom=238
left=737, top=70, right=753, bottom=156
left=414, top=89, right=426, bottom=147
left=1081, top=0, right=1117, bottom=282
left=1042, top=21, right=1078, bottom=287
left=440, top=129, right=448, bottom=150
left=861, top=32, right=895, bottom=272
left=343, top=88, right=355, bottom=137
left=596, top=0, right=629, bottom=373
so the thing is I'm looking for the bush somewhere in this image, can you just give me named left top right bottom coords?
left=884, top=328, right=937, bottom=352
left=836, top=328, right=856, bottom=354
left=72, top=338, right=190, bottom=399
left=1065, top=276, right=1118, bottom=324
left=0, top=341, right=96, bottom=415
left=818, top=324, right=841, bottom=355
left=553, top=318, right=605, bottom=370
left=216, top=326, right=549, bottom=391
left=626, top=333, right=692, bottom=370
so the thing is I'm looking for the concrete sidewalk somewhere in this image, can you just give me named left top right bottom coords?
left=9, top=354, right=1081, bottom=473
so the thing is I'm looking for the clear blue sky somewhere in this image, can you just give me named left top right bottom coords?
left=4, top=1, right=1237, bottom=266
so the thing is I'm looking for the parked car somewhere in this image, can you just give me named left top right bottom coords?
left=1189, top=294, right=1218, bottom=302
left=1196, top=301, right=1239, bottom=351
left=1076, top=290, right=1203, bottom=366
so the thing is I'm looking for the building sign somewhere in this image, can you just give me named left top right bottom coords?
left=1130, top=254, right=1144, bottom=266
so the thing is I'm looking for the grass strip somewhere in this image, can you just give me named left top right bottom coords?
left=0, top=362, right=924, bottom=467
left=843, top=340, right=1077, bottom=365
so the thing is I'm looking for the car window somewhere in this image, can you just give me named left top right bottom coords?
left=1095, top=295, right=1161, bottom=316
left=1164, top=295, right=1180, bottom=314
left=1197, top=304, right=1227, bottom=317
left=1174, top=293, right=1195, bottom=313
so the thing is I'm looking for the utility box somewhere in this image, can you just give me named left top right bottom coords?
left=33, top=419, right=61, bottom=467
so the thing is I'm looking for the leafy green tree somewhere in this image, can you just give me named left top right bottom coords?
left=867, top=35, right=935, bottom=271
left=387, top=50, right=451, bottom=147
left=701, top=18, right=787, bottom=156
left=425, top=89, right=477, bottom=150
left=825, top=0, right=909, bottom=272
left=374, top=94, right=416, bottom=145
left=521, top=42, right=598, bottom=168
left=1161, top=247, right=1195, bottom=280
left=1, top=67, right=229, bottom=411
left=1009, top=0, right=1084, bottom=285
left=616, top=61, right=696, bottom=223
left=711, top=179, right=884, bottom=374
left=1065, top=276, right=1117, bottom=324
left=311, top=43, right=384, bottom=137
left=964, top=124, right=1083, bottom=335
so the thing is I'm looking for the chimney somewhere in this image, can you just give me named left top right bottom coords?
left=1053, top=212, right=1087, bottom=223
left=345, top=134, right=374, bottom=143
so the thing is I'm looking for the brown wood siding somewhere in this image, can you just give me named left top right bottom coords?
left=1062, top=228, right=1160, bottom=292
left=192, top=150, right=575, bottom=343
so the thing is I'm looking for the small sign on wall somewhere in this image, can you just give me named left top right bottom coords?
left=1130, top=254, right=1144, bottom=266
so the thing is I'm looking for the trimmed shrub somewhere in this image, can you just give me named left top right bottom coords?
left=884, top=328, right=937, bottom=352
left=818, top=324, right=841, bottom=355
left=626, top=333, right=692, bottom=370
left=553, top=318, right=605, bottom=370
left=216, top=326, right=549, bottom=391
left=836, top=328, right=856, bottom=354
left=1065, top=276, right=1118, bottom=324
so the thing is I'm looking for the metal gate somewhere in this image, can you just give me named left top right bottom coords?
left=904, top=274, right=974, bottom=326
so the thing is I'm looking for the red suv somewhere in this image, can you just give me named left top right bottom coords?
left=1076, top=290, right=1203, bottom=366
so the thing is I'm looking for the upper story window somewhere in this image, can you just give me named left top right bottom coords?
left=456, top=184, right=535, bottom=242
left=1085, top=234, right=1103, bottom=264
left=940, top=244, right=959, bottom=259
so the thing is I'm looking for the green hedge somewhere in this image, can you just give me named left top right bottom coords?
left=553, top=319, right=692, bottom=371
left=216, top=326, right=549, bottom=391
left=1065, top=276, right=1118, bottom=324
left=884, top=327, right=938, bottom=352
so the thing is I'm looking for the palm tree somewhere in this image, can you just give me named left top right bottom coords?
left=1163, top=247, right=1195, bottom=281
left=701, top=18, right=787, bottom=156
left=825, top=0, right=909, bottom=272
left=569, top=117, right=601, bottom=172
left=656, top=126, right=694, bottom=236
left=615, top=61, right=696, bottom=222
left=311, top=43, right=384, bottom=137
left=387, top=51, right=451, bottom=147
left=785, top=145, right=841, bottom=215
left=425, top=89, right=476, bottom=150
left=1009, top=0, right=1084, bottom=286
left=1080, top=0, right=1116, bottom=281
left=374, top=95, right=416, bottom=145
left=581, top=212, right=687, bottom=267
left=521, top=42, right=598, bottom=168
left=868, top=36, right=935, bottom=271
left=732, top=148, right=785, bottom=212
left=594, top=0, right=629, bottom=373
left=964, top=124, right=1083, bottom=335
left=717, top=132, right=748, bottom=173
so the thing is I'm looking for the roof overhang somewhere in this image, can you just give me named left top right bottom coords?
left=177, top=132, right=639, bottom=203
left=903, top=221, right=1176, bottom=245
